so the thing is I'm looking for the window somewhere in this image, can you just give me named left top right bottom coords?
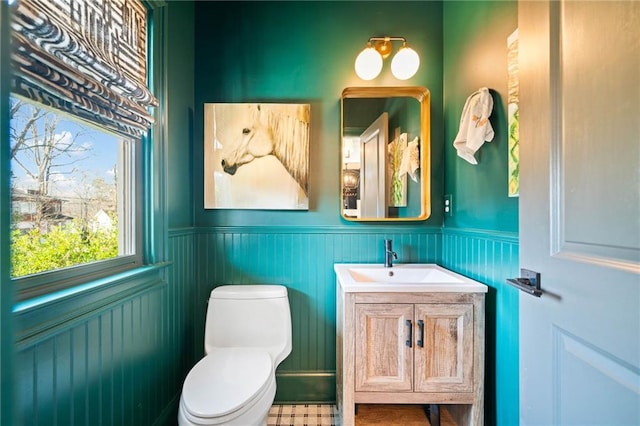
left=10, top=0, right=156, bottom=300
left=10, top=96, right=141, bottom=281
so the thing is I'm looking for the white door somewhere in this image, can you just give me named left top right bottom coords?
left=519, top=1, right=640, bottom=425
left=360, top=112, right=388, bottom=218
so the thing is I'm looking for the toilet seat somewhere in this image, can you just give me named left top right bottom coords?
left=181, top=348, right=273, bottom=424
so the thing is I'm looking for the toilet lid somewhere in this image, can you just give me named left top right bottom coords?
left=182, top=348, right=273, bottom=419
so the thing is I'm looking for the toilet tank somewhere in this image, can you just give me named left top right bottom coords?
left=204, top=285, right=292, bottom=366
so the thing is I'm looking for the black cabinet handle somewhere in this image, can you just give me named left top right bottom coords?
left=405, top=319, right=412, bottom=348
left=417, top=319, right=424, bottom=347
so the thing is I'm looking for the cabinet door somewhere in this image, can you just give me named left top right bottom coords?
left=414, top=304, right=474, bottom=393
left=355, top=304, right=413, bottom=392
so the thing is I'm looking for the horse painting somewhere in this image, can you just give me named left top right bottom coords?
left=204, top=103, right=310, bottom=210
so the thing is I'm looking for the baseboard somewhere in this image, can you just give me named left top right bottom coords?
left=275, top=371, right=336, bottom=404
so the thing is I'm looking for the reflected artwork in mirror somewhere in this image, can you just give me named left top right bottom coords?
left=341, top=87, right=430, bottom=221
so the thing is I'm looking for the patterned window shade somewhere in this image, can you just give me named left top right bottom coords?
left=11, top=0, right=158, bottom=137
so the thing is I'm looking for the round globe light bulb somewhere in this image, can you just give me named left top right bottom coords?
left=391, top=45, right=420, bottom=80
left=355, top=46, right=383, bottom=80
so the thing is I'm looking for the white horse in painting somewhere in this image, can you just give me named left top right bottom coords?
left=215, top=103, right=310, bottom=197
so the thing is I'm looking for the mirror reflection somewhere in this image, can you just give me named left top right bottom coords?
left=341, top=87, right=430, bottom=221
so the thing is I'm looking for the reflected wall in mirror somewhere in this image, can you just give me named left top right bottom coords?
left=341, top=87, right=430, bottom=221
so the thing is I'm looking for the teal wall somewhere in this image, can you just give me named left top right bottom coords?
left=6, top=2, right=198, bottom=425
left=443, top=1, right=519, bottom=233
left=193, top=0, right=444, bottom=402
left=443, top=2, right=520, bottom=425
left=0, top=1, right=15, bottom=424
left=193, top=1, right=444, bottom=228
left=1, top=1, right=522, bottom=425
left=166, top=0, right=195, bottom=230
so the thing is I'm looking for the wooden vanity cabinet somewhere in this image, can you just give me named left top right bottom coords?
left=355, top=302, right=474, bottom=393
left=337, top=291, right=485, bottom=426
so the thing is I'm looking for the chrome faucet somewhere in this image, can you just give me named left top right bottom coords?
left=384, top=239, right=398, bottom=268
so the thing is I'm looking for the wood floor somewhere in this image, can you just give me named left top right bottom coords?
left=355, top=404, right=456, bottom=426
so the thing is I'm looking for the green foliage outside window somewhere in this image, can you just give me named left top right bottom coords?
left=11, top=220, right=118, bottom=277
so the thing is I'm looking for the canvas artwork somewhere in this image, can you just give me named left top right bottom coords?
left=507, top=28, right=520, bottom=197
left=204, top=103, right=310, bottom=210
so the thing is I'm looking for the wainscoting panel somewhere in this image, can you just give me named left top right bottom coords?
left=11, top=226, right=517, bottom=423
left=158, top=228, right=199, bottom=423
left=441, top=228, right=520, bottom=426
left=196, top=226, right=442, bottom=402
left=15, top=280, right=166, bottom=426
left=13, top=229, right=198, bottom=426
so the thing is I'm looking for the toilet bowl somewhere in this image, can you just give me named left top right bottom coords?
left=178, top=285, right=292, bottom=426
left=178, top=348, right=275, bottom=425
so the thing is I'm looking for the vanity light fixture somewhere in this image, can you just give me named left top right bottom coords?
left=342, top=169, right=360, bottom=189
left=354, top=36, right=420, bottom=81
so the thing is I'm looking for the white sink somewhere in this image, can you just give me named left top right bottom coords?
left=334, top=263, right=488, bottom=293
left=348, top=266, right=464, bottom=283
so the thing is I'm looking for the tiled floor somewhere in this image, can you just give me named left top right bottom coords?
left=268, top=404, right=339, bottom=426
left=268, top=404, right=456, bottom=426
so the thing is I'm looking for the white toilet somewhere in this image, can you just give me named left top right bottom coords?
left=178, top=285, right=292, bottom=426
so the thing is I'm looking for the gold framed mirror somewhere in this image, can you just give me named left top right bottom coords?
left=341, top=86, right=430, bottom=221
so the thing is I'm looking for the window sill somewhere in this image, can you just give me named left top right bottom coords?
left=13, top=262, right=171, bottom=345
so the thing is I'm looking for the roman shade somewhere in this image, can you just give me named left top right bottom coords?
left=10, top=0, right=157, bottom=137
